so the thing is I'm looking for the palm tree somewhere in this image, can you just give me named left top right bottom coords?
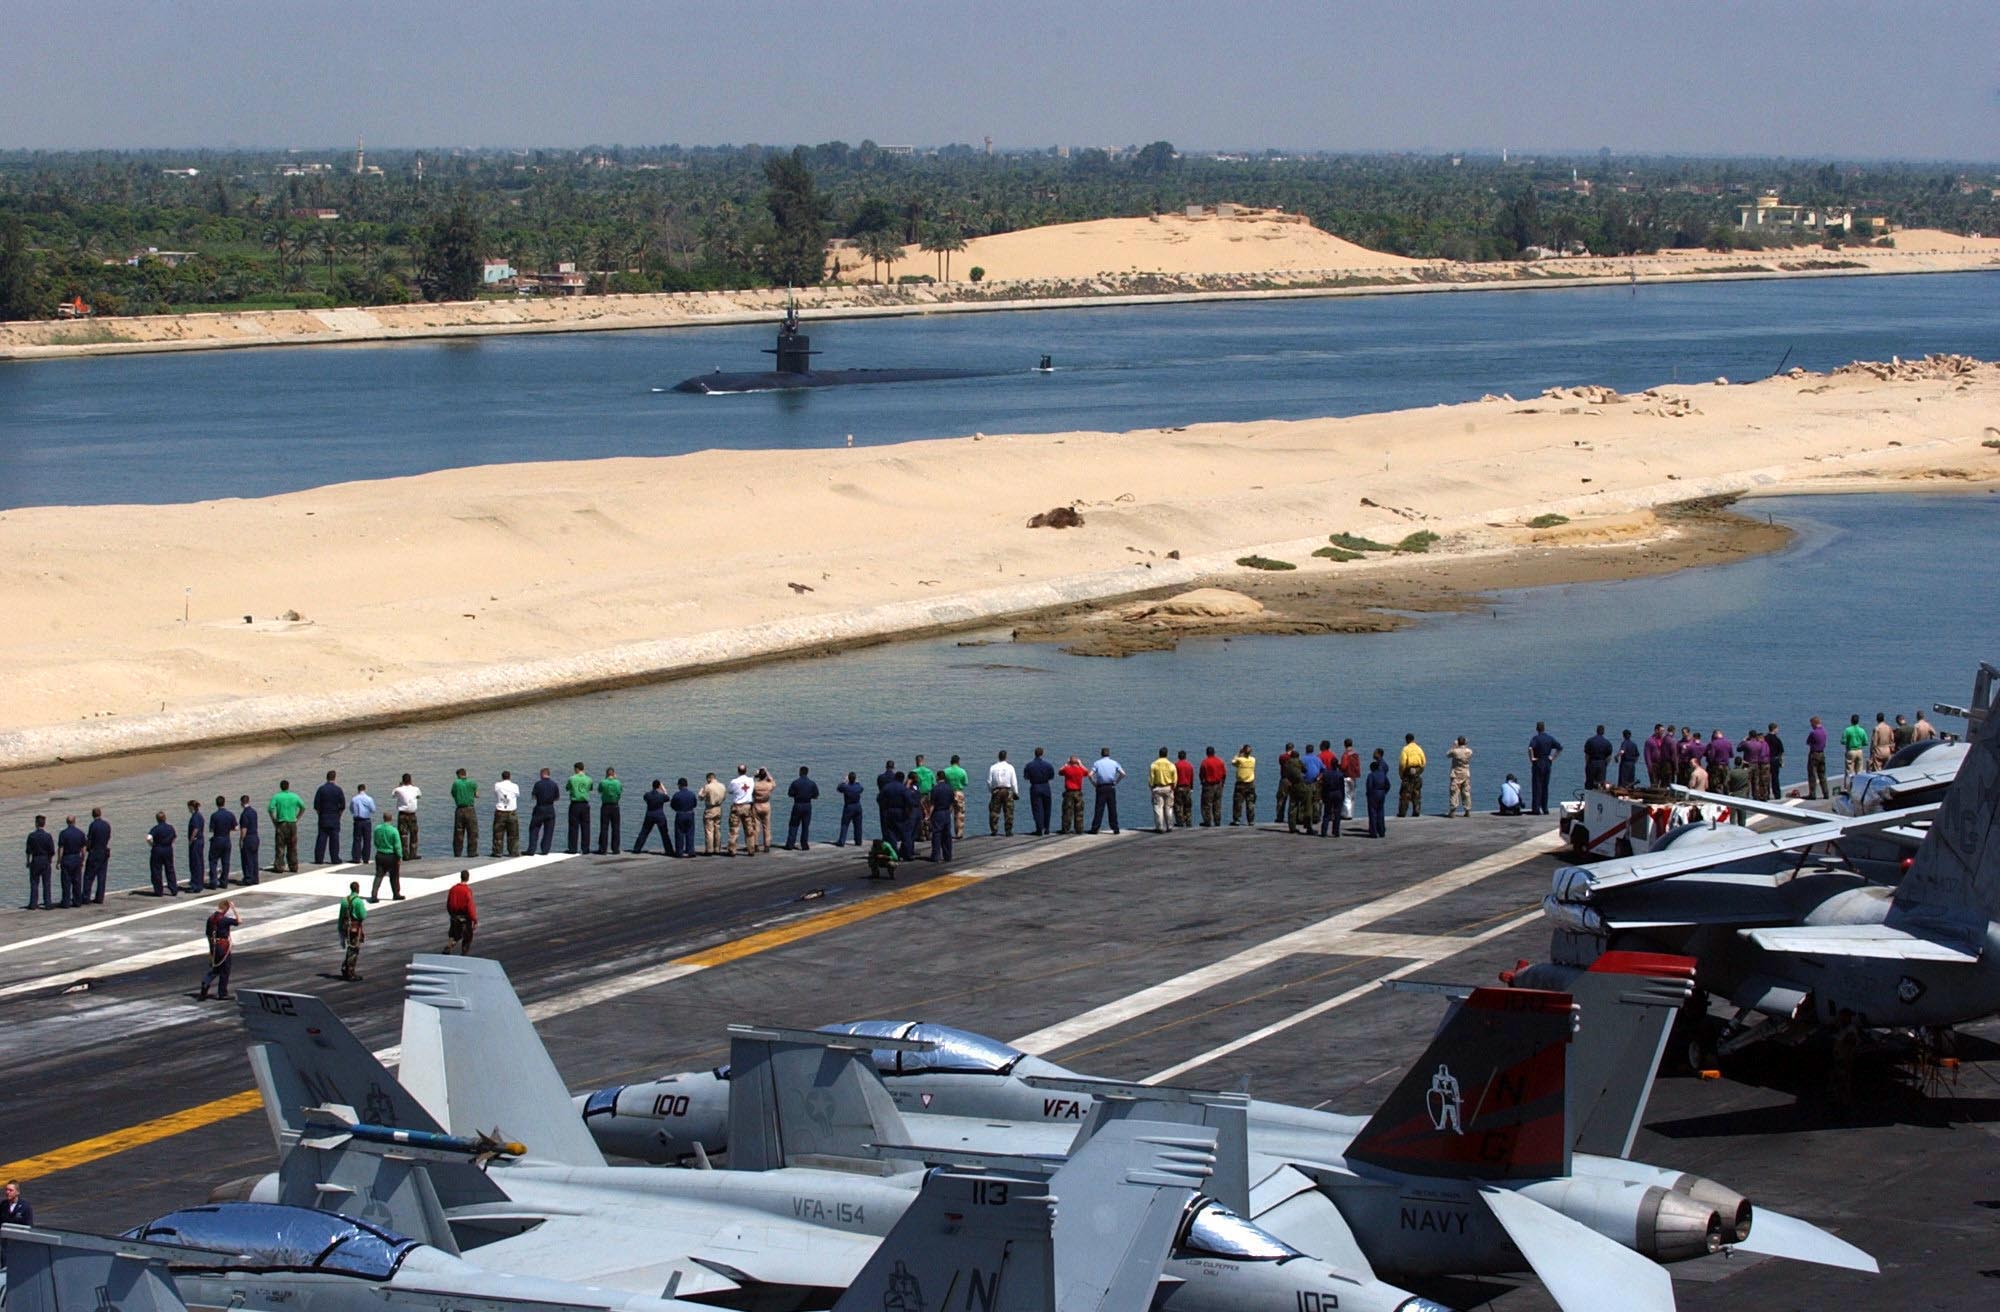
left=859, top=230, right=901, bottom=283
left=923, top=227, right=968, bottom=281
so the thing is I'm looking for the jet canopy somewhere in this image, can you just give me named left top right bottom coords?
left=1176, top=1200, right=1303, bottom=1262
left=822, top=1019, right=1026, bottom=1075
left=125, top=1203, right=421, bottom=1280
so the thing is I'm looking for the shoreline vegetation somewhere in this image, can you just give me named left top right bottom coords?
left=3, top=220, right=1997, bottom=361
left=0, top=353, right=1994, bottom=776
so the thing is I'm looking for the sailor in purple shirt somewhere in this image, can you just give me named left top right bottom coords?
left=1805, top=717, right=1830, bottom=800
left=1741, top=731, right=1771, bottom=799
left=1705, top=731, right=1734, bottom=781
left=1643, top=725, right=1669, bottom=788
left=1678, top=732, right=1703, bottom=785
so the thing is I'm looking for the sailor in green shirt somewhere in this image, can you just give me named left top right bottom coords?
left=566, top=762, right=593, bottom=855
left=910, top=756, right=937, bottom=843
left=267, top=780, right=306, bottom=875
left=594, top=767, right=624, bottom=854
left=337, top=880, right=368, bottom=980
left=1839, top=716, right=1870, bottom=778
left=940, top=756, right=970, bottom=841
left=449, top=768, right=480, bottom=859
left=369, top=817, right=404, bottom=902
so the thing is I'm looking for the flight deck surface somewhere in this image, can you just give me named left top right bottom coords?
left=1, top=817, right=1993, bottom=1309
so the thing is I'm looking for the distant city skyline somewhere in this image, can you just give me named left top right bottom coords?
left=4, top=0, right=1995, bottom=162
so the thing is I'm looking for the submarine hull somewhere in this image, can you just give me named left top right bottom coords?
left=673, top=366, right=1002, bottom=394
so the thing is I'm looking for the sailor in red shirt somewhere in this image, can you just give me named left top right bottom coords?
left=1172, top=750, right=1196, bottom=828
left=1057, top=756, right=1090, bottom=835
left=1197, top=747, right=1228, bottom=827
left=1318, top=739, right=1337, bottom=773
left=444, top=869, right=478, bottom=956
left=1274, top=743, right=1297, bottom=825
left=1340, top=740, right=1362, bottom=780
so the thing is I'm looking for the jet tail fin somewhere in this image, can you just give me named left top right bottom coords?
left=1030, top=1073, right=1251, bottom=1215
left=1348, top=987, right=1575, bottom=1180
left=725, top=1024, right=923, bottom=1174
left=0, top=1226, right=191, bottom=1312
left=400, top=955, right=606, bottom=1168
left=1051, top=1118, right=1217, bottom=1312
left=829, top=1170, right=1057, bottom=1312
left=1892, top=694, right=2000, bottom=925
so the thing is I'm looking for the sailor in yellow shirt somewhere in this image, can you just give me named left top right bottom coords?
left=1148, top=749, right=1179, bottom=833
left=1397, top=734, right=1428, bottom=818
left=1230, top=746, right=1258, bottom=826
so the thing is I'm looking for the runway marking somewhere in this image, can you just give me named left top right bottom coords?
left=0, top=865, right=360, bottom=957
left=0, top=855, right=570, bottom=998
left=0, top=839, right=1111, bottom=1182
left=1009, top=832, right=1553, bottom=1055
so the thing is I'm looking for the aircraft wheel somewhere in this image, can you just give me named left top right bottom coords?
left=1569, top=827, right=1590, bottom=857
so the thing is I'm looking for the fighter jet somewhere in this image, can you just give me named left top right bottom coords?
left=582, top=957, right=1875, bottom=1312
left=0, top=1111, right=1209, bottom=1312
left=1542, top=668, right=2000, bottom=1054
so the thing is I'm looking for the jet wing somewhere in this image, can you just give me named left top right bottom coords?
left=1738, top=923, right=1982, bottom=963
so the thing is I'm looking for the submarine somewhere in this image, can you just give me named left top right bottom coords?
left=670, top=303, right=1049, bottom=394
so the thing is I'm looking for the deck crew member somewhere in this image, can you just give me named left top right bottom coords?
left=1198, top=747, right=1227, bottom=827
left=900, top=774, right=924, bottom=858
left=1022, top=748, right=1056, bottom=836
left=450, top=768, right=480, bottom=858
left=633, top=779, right=672, bottom=854
left=1765, top=723, right=1786, bottom=795
left=1318, top=756, right=1345, bottom=837
left=1273, top=743, right=1296, bottom=825
left=942, top=756, right=969, bottom=839
left=529, top=768, right=561, bottom=855
left=185, top=799, right=207, bottom=892
left=1149, top=748, right=1178, bottom=832
left=911, top=756, right=936, bottom=843
left=237, top=795, right=260, bottom=884
left=1644, top=724, right=1669, bottom=788
left=349, top=784, right=378, bottom=864
left=147, top=810, right=179, bottom=896
left=986, top=752, right=1018, bottom=836
left=670, top=778, right=700, bottom=857
left=879, top=772, right=912, bottom=860
left=1527, top=723, right=1563, bottom=815
left=1446, top=737, right=1474, bottom=817
left=1281, top=751, right=1309, bottom=833
left=370, top=812, right=404, bottom=901
left=1582, top=726, right=1613, bottom=791
left=1297, top=742, right=1323, bottom=831
left=207, top=796, right=236, bottom=888
left=928, top=774, right=958, bottom=862
left=1087, top=748, right=1125, bottom=835
left=198, top=899, right=239, bottom=1000
left=835, top=771, right=866, bottom=846
left=875, top=761, right=899, bottom=840
left=751, top=768, right=776, bottom=851
left=1616, top=730, right=1640, bottom=788
left=564, top=763, right=592, bottom=854
left=3, top=1179, right=35, bottom=1247
left=1230, top=745, right=1257, bottom=825
left=594, top=767, right=623, bottom=854
left=1498, top=774, right=1525, bottom=815
left=1397, top=735, right=1427, bottom=818
left=491, top=770, right=521, bottom=857
left=784, top=766, right=819, bottom=850
left=1173, top=750, right=1195, bottom=828
left=726, top=767, right=756, bottom=856
left=1366, top=751, right=1391, bottom=837
left=267, top=779, right=305, bottom=874
left=1871, top=713, right=1896, bottom=770
left=445, top=871, right=477, bottom=955
left=1840, top=715, right=1868, bottom=781
left=337, top=882, right=367, bottom=981
left=312, top=771, right=346, bottom=864
left=392, top=773, right=423, bottom=860
left=697, top=772, right=726, bottom=854
left=56, top=815, right=87, bottom=907
left=82, top=808, right=111, bottom=905
left=23, top=816, right=56, bottom=909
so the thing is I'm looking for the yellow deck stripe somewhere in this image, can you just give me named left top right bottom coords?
left=2, top=873, right=981, bottom=1182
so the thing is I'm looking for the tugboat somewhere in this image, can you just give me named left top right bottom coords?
left=671, top=302, right=1048, bottom=394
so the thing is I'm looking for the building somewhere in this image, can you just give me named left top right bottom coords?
left=122, top=247, right=198, bottom=268
left=526, top=263, right=587, bottom=295
left=289, top=208, right=340, bottom=221
left=482, top=259, right=518, bottom=286
left=1736, top=194, right=1853, bottom=234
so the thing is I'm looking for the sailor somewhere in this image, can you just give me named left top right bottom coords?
left=671, top=778, right=701, bottom=857
left=632, top=779, right=672, bottom=854
left=392, top=773, right=423, bottom=861
left=1396, top=734, right=1426, bottom=818
left=1527, top=723, right=1563, bottom=815
left=835, top=772, right=867, bottom=845
left=1057, top=755, right=1088, bottom=834
left=1616, top=730, right=1640, bottom=788
left=23, top=815, right=56, bottom=910
left=563, top=762, right=593, bottom=854
left=1341, top=739, right=1362, bottom=786
left=529, top=768, right=561, bottom=855
left=878, top=772, right=911, bottom=859
left=349, top=784, right=379, bottom=864
left=1498, top=774, right=1525, bottom=815
left=911, top=755, right=936, bottom=843
left=1087, top=748, right=1124, bottom=835
left=928, top=774, right=958, bottom=862
left=445, top=870, right=477, bottom=956
left=986, top=752, right=1018, bottom=837
left=1806, top=716, right=1830, bottom=799
left=1273, top=742, right=1295, bottom=825
left=312, top=770, right=346, bottom=864
left=1446, top=737, right=1474, bottom=817
left=751, top=767, right=776, bottom=852
left=1744, top=730, right=1772, bottom=800
left=594, top=767, right=623, bottom=854
left=491, top=770, right=521, bottom=857
left=449, top=767, right=480, bottom=858
left=1229, top=745, right=1257, bottom=825
left=1765, top=723, right=1787, bottom=795
left=784, top=766, right=819, bottom=850
left=1581, top=725, right=1613, bottom=791
left=1281, top=751, right=1308, bottom=833
left=82, top=808, right=111, bottom=905
left=268, top=779, right=305, bottom=874
left=1365, top=751, right=1391, bottom=837
left=1704, top=729, right=1734, bottom=794
left=147, top=810, right=179, bottom=897
left=1870, top=713, right=1896, bottom=770
left=1840, top=715, right=1869, bottom=781
left=942, top=755, right=969, bottom=840
left=1022, top=747, right=1056, bottom=836
left=337, top=881, right=367, bottom=981
left=56, top=815, right=86, bottom=908
left=1198, top=747, right=1227, bottom=827
left=1912, top=711, right=1937, bottom=742
left=370, top=811, right=404, bottom=901
left=198, top=899, right=239, bottom=1000
left=1171, top=749, right=1194, bottom=828
left=185, top=799, right=207, bottom=892
left=697, top=772, right=725, bottom=854
left=1318, top=759, right=1345, bottom=837
left=237, top=795, right=261, bottom=884
left=1297, top=744, right=1323, bottom=832
left=726, top=766, right=756, bottom=856
left=207, top=795, right=236, bottom=887
left=1892, top=714, right=1914, bottom=753
left=1149, top=748, right=1178, bottom=833
left=876, top=760, right=899, bottom=839
left=1679, top=729, right=1703, bottom=787
left=1644, top=724, right=1670, bottom=788
left=866, top=836, right=900, bottom=880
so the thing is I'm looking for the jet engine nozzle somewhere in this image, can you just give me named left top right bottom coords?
left=1640, top=1186, right=1725, bottom=1261
left=1514, top=1177, right=1723, bottom=1264
left=1674, top=1175, right=1752, bottom=1242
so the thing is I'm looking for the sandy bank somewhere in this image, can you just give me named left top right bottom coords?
left=0, top=354, right=1994, bottom=771
left=2, top=224, right=1995, bottom=362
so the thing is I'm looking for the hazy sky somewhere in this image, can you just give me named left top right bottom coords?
left=5, top=1, right=1995, bottom=159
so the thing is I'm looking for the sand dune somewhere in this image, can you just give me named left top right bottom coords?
left=0, top=356, right=1994, bottom=769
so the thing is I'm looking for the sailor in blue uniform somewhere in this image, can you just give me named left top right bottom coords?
left=83, top=808, right=111, bottom=904
left=632, top=779, right=672, bottom=854
left=147, top=811, right=180, bottom=896
left=236, top=795, right=261, bottom=885
left=21, top=816, right=55, bottom=908
left=928, top=777, right=957, bottom=863
left=1022, top=748, right=1056, bottom=837
left=784, top=767, right=819, bottom=850
left=208, top=795, right=237, bottom=887
left=834, top=772, right=865, bottom=846
left=184, top=800, right=207, bottom=892
left=669, top=778, right=699, bottom=857
left=56, top=815, right=87, bottom=908
left=875, top=761, right=899, bottom=840
left=313, top=771, right=347, bottom=864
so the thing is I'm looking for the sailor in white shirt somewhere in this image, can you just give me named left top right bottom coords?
left=986, top=751, right=1020, bottom=837
left=391, top=774, right=422, bottom=861
left=491, top=770, right=522, bottom=858
left=727, top=767, right=757, bottom=856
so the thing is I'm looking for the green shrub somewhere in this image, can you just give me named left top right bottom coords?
left=968, top=266, right=985, bottom=282
left=1236, top=555, right=1297, bottom=571
left=1313, top=546, right=1362, bottom=561
left=1327, top=532, right=1393, bottom=551
left=1396, top=531, right=1441, bottom=553
left=1526, top=513, right=1570, bottom=528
